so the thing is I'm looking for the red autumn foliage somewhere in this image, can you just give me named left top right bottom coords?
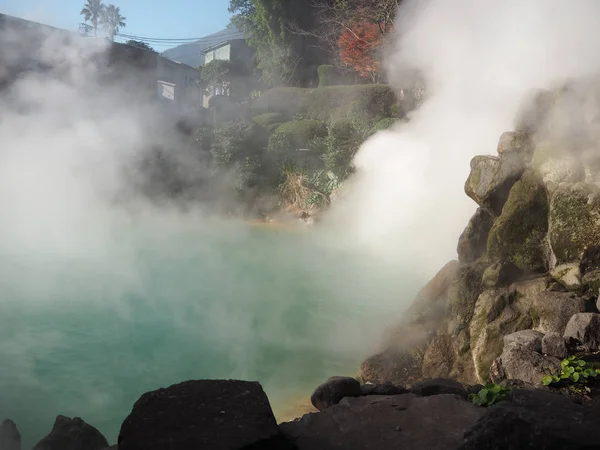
left=338, top=21, right=386, bottom=80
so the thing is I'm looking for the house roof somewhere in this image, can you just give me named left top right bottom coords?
left=160, top=27, right=245, bottom=68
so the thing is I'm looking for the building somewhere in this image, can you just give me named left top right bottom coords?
left=0, top=13, right=202, bottom=113
left=201, top=38, right=254, bottom=108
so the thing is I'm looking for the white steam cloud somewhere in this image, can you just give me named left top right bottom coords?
left=333, top=0, right=600, bottom=275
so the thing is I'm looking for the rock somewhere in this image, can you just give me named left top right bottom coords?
left=457, top=208, right=494, bottom=263
left=281, top=394, right=483, bottom=450
left=580, top=246, right=600, bottom=273
left=32, top=415, right=108, bottom=450
left=422, top=335, right=455, bottom=379
left=493, top=342, right=561, bottom=385
left=530, top=291, right=588, bottom=334
left=496, top=131, right=533, bottom=156
left=481, top=262, right=522, bottom=288
left=550, top=263, right=582, bottom=290
left=410, top=378, right=468, bottom=399
left=0, top=420, right=20, bottom=450
left=563, top=313, right=600, bottom=352
left=542, top=332, right=568, bottom=359
left=548, top=182, right=600, bottom=265
left=498, top=379, right=541, bottom=390
left=464, top=155, right=524, bottom=217
left=486, top=171, right=550, bottom=273
left=118, top=380, right=292, bottom=450
left=466, top=384, right=484, bottom=396
left=489, top=358, right=505, bottom=383
left=532, top=141, right=585, bottom=189
left=311, top=377, right=362, bottom=411
left=582, top=268, right=600, bottom=296
left=503, top=330, right=543, bottom=353
left=460, top=389, right=600, bottom=449
left=360, top=382, right=408, bottom=396
left=360, top=347, right=425, bottom=387
left=449, top=261, right=488, bottom=333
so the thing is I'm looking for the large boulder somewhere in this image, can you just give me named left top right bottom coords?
left=529, top=291, right=588, bottom=334
left=503, top=330, right=543, bottom=353
left=422, top=335, right=455, bottom=379
left=449, top=261, right=488, bottom=334
left=490, top=342, right=561, bottom=385
left=548, top=182, right=600, bottom=265
left=542, top=332, right=568, bottom=359
left=486, top=171, right=550, bottom=273
left=460, top=389, right=600, bottom=449
left=32, top=416, right=108, bottom=450
left=550, top=263, right=582, bottom=290
left=360, top=346, right=426, bottom=387
left=118, top=380, right=292, bottom=450
left=457, top=208, right=494, bottom=263
left=563, top=313, right=600, bottom=352
left=281, top=394, right=483, bottom=450
left=409, top=378, right=467, bottom=399
left=0, top=420, right=20, bottom=450
left=531, top=141, right=585, bottom=191
left=464, top=155, right=524, bottom=217
left=311, top=377, right=361, bottom=411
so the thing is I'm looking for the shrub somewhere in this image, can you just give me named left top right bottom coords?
left=251, top=87, right=310, bottom=117
left=469, top=383, right=511, bottom=407
left=268, top=120, right=327, bottom=172
left=372, top=117, right=397, bottom=132
left=278, top=166, right=328, bottom=212
left=251, top=113, right=285, bottom=129
left=317, top=65, right=344, bottom=87
left=313, top=120, right=370, bottom=178
left=211, top=121, right=268, bottom=167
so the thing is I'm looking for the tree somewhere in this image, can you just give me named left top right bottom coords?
left=101, top=4, right=126, bottom=40
left=201, top=60, right=234, bottom=97
left=125, top=40, right=156, bottom=52
left=80, top=0, right=105, bottom=36
left=338, top=21, right=387, bottom=82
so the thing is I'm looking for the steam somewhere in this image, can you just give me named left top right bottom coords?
left=332, top=0, right=600, bottom=274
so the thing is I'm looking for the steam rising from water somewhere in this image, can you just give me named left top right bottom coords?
left=333, top=0, right=600, bottom=275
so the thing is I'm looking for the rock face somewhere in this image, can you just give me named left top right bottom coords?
left=563, top=313, right=600, bottom=352
left=311, top=377, right=361, bottom=411
left=409, top=379, right=467, bottom=399
left=464, top=155, right=523, bottom=217
left=32, top=416, right=108, bottom=450
left=281, top=394, right=483, bottom=450
left=460, top=389, right=600, bottom=449
left=457, top=208, right=494, bottom=263
left=503, top=330, right=543, bottom=353
left=0, top=420, right=20, bottom=450
left=491, top=342, right=561, bottom=385
left=541, top=332, right=568, bottom=359
left=550, top=263, right=582, bottom=290
left=118, top=380, right=292, bottom=450
left=360, top=382, right=408, bottom=396
left=548, top=183, right=600, bottom=264
left=486, top=171, right=550, bottom=273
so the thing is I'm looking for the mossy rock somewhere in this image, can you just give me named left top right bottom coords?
left=448, top=260, right=488, bottom=332
left=487, top=171, right=550, bottom=273
left=532, top=141, right=585, bottom=189
left=548, top=182, right=600, bottom=264
left=457, top=208, right=495, bottom=264
left=464, top=155, right=524, bottom=217
left=549, top=263, right=582, bottom=291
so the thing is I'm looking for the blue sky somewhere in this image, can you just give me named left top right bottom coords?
left=0, top=0, right=233, bottom=50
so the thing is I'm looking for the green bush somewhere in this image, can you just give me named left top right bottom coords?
left=318, top=65, right=344, bottom=87
left=372, top=117, right=397, bottom=132
left=251, top=113, right=285, bottom=129
left=469, top=383, right=511, bottom=407
left=268, top=120, right=327, bottom=172
left=251, top=87, right=310, bottom=117
left=313, top=120, right=370, bottom=178
left=211, top=121, right=268, bottom=167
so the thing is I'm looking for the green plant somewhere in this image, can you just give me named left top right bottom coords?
left=542, top=356, right=600, bottom=391
left=251, top=113, right=285, bottom=129
left=371, top=117, right=397, bottom=133
left=469, top=383, right=511, bottom=407
left=317, top=65, right=344, bottom=87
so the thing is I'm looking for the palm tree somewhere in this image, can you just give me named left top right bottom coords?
left=80, top=0, right=105, bottom=36
left=101, top=4, right=126, bottom=41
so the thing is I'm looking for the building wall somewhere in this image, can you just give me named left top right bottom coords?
left=204, top=43, right=231, bottom=65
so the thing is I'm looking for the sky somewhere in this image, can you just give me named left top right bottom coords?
left=0, top=0, right=233, bottom=51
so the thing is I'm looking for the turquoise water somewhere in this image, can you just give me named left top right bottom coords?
left=0, top=216, right=422, bottom=447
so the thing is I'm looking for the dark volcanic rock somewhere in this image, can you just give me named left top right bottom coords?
left=360, top=382, right=408, bottom=396
left=32, top=415, right=108, bottom=450
left=460, top=389, right=600, bottom=449
left=542, top=331, right=568, bottom=359
left=0, top=419, right=21, bottom=450
left=409, top=378, right=468, bottom=399
left=457, top=207, right=494, bottom=263
left=281, top=394, right=483, bottom=450
left=311, top=377, right=362, bottom=411
left=118, top=380, right=292, bottom=450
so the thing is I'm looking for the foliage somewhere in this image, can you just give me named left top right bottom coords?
left=201, top=60, right=234, bottom=97
left=317, top=65, right=344, bottom=87
left=372, top=117, right=397, bottom=132
left=252, top=84, right=400, bottom=122
left=211, top=121, right=267, bottom=167
left=469, top=383, right=511, bottom=407
left=268, top=120, right=326, bottom=154
left=101, top=4, right=126, bottom=40
left=125, top=40, right=155, bottom=53
left=312, top=120, right=368, bottom=178
left=542, top=356, right=600, bottom=393
left=308, top=169, right=341, bottom=197
left=278, top=166, right=328, bottom=211
left=80, top=0, right=105, bottom=35
left=338, top=21, right=386, bottom=82
left=251, top=113, right=285, bottom=130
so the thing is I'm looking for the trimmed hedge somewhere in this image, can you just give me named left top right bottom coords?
left=268, top=120, right=327, bottom=172
left=251, top=113, right=285, bottom=132
left=252, top=84, right=400, bottom=122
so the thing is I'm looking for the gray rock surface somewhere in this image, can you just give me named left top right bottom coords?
left=503, top=330, right=544, bottom=353
left=563, top=313, right=600, bottom=352
left=118, top=380, right=292, bottom=450
left=311, top=377, right=362, bottom=411
left=492, top=343, right=561, bottom=385
left=457, top=208, right=494, bottom=263
left=32, top=416, right=108, bottom=450
left=281, top=394, right=483, bottom=450
left=409, top=378, right=467, bottom=399
left=0, top=420, right=20, bottom=450
left=360, top=382, right=408, bottom=396
left=541, top=331, right=568, bottom=359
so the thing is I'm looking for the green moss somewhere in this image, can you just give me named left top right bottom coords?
left=487, top=171, right=549, bottom=272
left=449, top=261, right=488, bottom=330
left=371, top=118, right=397, bottom=132
left=549, top=183, right=600, bottom=264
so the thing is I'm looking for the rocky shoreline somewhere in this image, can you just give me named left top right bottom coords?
left=4, top=84, right=600, bottom=449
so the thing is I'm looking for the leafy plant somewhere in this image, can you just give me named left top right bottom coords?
left=542, top=356, right=600, bottom=391
left=468, top=383, right=511, bottom=407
